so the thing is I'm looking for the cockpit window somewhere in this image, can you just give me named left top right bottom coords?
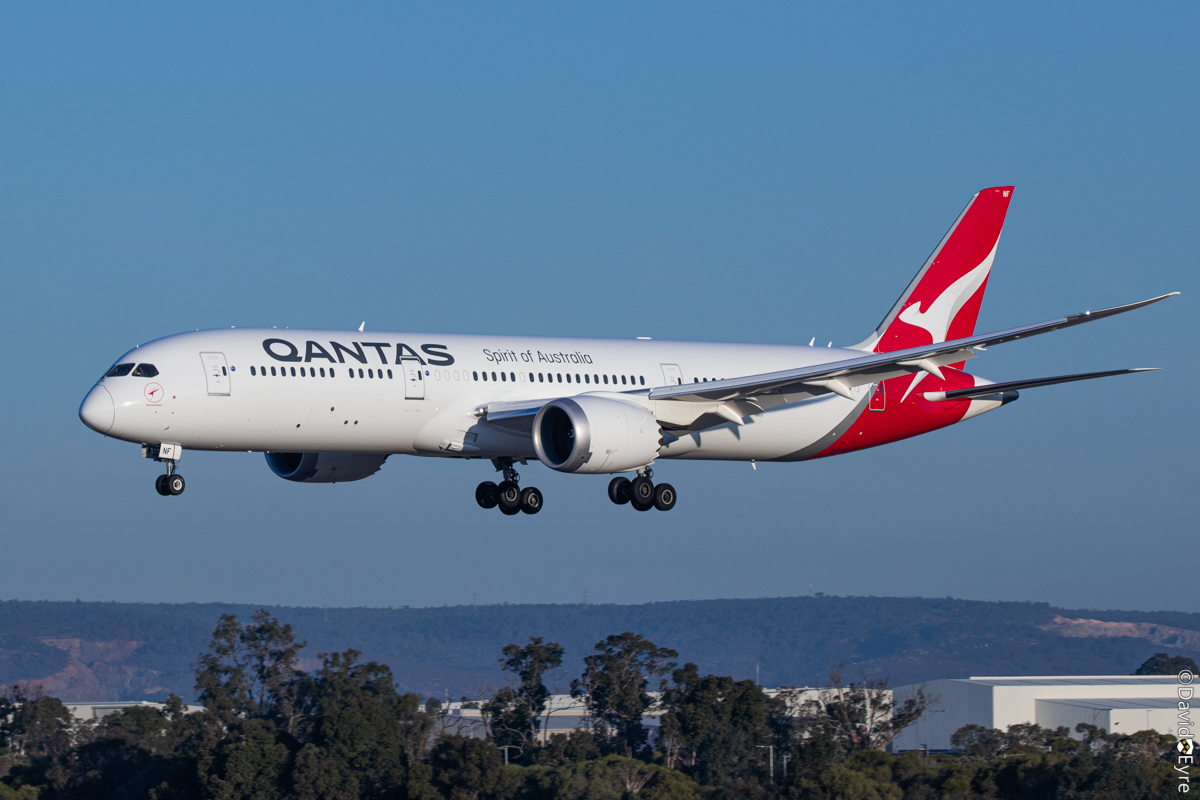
left=132, top=363, right=159, bottom=377
left=105, top=363, right=135, bottom=377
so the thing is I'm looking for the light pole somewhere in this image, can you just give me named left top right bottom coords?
left=923, top=710, right=945, bottom=756
left=781, top=752, right=791, bottom=781
left=756, top=745, right=774, bottom=782
left=499, top=745, right=518, bottom=765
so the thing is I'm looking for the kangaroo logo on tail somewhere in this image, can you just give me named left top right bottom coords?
left=897, top=243, right=997, bottom=345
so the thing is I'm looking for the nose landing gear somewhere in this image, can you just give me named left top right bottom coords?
left=146, top=444, right=185, bottom=496
left=608, top=468, right=675, bottom=512
left=477, top=458, right=542, bottom=515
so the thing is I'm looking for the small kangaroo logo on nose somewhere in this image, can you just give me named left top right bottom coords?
left=144, top=382, right=163, bottom=402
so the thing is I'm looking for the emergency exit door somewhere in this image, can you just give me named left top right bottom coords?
left=403, top=362, right=425, bottom=400
left=660, top=363, right=683, bottom=386
left=200, top=352, right=230, bottom=396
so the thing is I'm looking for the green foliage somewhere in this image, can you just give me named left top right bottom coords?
left=526, top=755, right=700, bottom=800
left=429, top=735, right=517, bottom=800
left=1135, top=651, right=1198, bottom=675
left=657, top=663, right=772, bottom=786
left=0, top=611, right=1180, bottom=800
left=483, top=637, right=564, bottom=758
left=570, top=633, right=677, bottom=758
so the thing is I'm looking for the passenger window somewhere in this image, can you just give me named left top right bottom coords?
left=387, top=369, right=393, bottom=379
left=492, top=371, right=497, bottom=381
left=288, top=367, right=294, bottom=376
left=575, top=374, right=581, bottom=383
left=368, top=369, right=374, bottom=378
left=453, top=370, right=460, bottom=380
left=501, top=372, right=506, bottom=382
left=473, top=371, right=479, bottom=381
left=538, top=373, right=544, bottom=382
left=321, top=368, right=327, bottom=377
left=584, top=374, right=590, bottom=384
left=602, top=375, right=608, bottom=384
left=132, top=364, right=159, bottom=377
left=358, top=369, right=364, bottom=378
left=250, top=366, right=257, bottom=376
left=105, top=363, right=135, bottom=378
left=557, top=373, right=562, bottom=382
left=621, top=375, right=627, bottom=385
left=594, top=374, right=599, bottom=383
left=330, top=369, right=336, bottom=377
left=566, top=374, right=572, bottom=383
left=300, top=367, right=306, bottom=377
left=511, top=372, right=516, bottom=382
left=639, top=376, right=645, bottom=385
left=221, top=367, right=227, bottom=376
left=271, top=367, right=277, bottom=376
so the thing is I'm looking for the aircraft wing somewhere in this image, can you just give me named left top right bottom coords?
left=922, top=368, right=1159, bottom=402
left=647, top=293, right=1178, bottom=404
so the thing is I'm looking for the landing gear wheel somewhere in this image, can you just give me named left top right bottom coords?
left=520, top=487, right=543, bottom=515
left=607, top=477, right=631, bottom=505
left=155, top=474, right=170, bottom=496
left=496, top=480, right=521, bottom=510
left=653, top=483, right=677, bottom=511
left=629, top=476, right=655, bottom=506
left=499, top=503, right=521, bottom=516
left=631, top=499, right=653, bottom=512
left=476, top=481, right=499, bottom=509
left=166, top=474, right=186, bottom=496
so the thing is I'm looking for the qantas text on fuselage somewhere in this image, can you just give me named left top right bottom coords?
left=79, top=187, right=1177, bottom=514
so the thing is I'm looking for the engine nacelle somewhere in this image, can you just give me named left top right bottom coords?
left=265, top=452, right=389, bottom=483
left=532, top=396, right=661, bottom=474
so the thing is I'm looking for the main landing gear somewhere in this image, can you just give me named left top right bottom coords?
left=608, top=468, right=676, bottom=512
left=476, top=458, right=542, bottom=515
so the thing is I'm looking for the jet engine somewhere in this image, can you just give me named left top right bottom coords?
left=532, top=396, right=661, bottom=474
left=265, top=452, right=389, bottom=483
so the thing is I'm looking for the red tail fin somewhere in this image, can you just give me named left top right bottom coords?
left=858, top=186, right=1014, bottom=353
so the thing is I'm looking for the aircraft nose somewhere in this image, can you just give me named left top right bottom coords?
left=79, top=385, right=115, bottom=434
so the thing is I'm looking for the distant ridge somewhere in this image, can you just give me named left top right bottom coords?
left=0, top=596, right=1195, bottom=702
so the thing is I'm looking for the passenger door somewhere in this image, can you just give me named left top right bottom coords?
left=403, top=361, right=425, bottom=400
left=660, top=363, right=683, bottom=386
left=200, top=352, right=231, bottom=396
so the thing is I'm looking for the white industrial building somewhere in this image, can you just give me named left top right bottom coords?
left=65, top=700, right=204, bottom=721
left=434, top=687, right=854, bottom=742
left=890, top=675, right=1183, bottom=753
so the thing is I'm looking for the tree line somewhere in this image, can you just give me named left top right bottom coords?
left=0, top=610, right=1180, bottom=799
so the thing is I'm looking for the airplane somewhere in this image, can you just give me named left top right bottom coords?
left=78, top=186, right=1177, bottom=514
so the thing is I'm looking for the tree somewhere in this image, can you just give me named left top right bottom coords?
left=291, top=649, right=437, bottom=800
left=194, top=610, right=307, bottom=729
left=482, top=636, right=564, bottom=757
left=798, top=667, right=934, bottom=755
left=571, top=633, right=678, bottom=758
left=1135, top=652, right=1199, bottom=675
left=0, top=688, right=73, bottom=760
left=534, top=754, right=700, bottom=800
left=429, top=735, right=518, bottom=800
left=658, top=663, right=772, bottom=785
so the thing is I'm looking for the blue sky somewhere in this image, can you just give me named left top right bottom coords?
left=0, top=3, right=1194, bottom=612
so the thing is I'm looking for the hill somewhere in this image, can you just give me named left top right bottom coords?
left=0, top=596, right=1195, bottom=702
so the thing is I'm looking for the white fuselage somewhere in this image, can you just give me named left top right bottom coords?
left=82, top=328, right=880, bottom=465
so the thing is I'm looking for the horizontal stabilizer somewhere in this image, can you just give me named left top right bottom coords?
left=649, top=292, right=1178, bottom=404
left=922, top=368, right=1159, bottom=402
